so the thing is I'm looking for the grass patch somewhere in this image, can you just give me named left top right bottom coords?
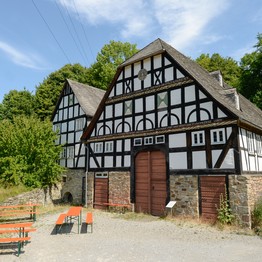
left=0, top=185, right=31, bottom=203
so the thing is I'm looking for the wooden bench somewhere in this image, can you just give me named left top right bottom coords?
left=0, top=222, right=35, bottom=256
left=0, top=204, right=40, bottom=222
left=86, top=212, right=93, bottom=233
left=55, top=213, right=67, bottom=234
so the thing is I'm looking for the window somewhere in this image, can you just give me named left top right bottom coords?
left=76, top=118, right=84, bottom=131
left=134, top=138, right=142, bottom=146
left=192, top=131, right=205, bottom=146
left=247, top=132, right=254, bottom=153
left=95, top=172, right=108, bottom=178
left=144, top=137, right=153, bottom=145
left=211, top=129, right=225, bottom=144
left=156, top=135, right=165, bottom=144
left=94, top=143, right=103, bottom=153
left=61, top=147, right=67, bottom=159
left=105, top=141, right=113, bottom=152
left=67, top=146, right=74, bottom=158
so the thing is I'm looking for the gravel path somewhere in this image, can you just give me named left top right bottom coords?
left=1, top=208, right=261, bottom=262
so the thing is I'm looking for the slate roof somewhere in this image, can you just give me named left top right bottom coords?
left=51, top=79, right=105, bottom=120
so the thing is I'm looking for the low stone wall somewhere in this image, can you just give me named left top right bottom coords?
left=109, top=171, right=130, bottom=205
left=229, top=174, right=262, bottom=228
left=0, top=184, right=62, bottom=206
left=169, top=175, right=199, bottom=217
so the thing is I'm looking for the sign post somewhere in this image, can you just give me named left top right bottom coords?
left=165, top=201, right=176, bottom=217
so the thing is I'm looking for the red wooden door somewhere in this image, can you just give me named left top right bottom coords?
left=200, top=176, right=226, bottom=220
left=94, top=175, right=108, bottom=210
left=135, top=151, right=167, bottom=216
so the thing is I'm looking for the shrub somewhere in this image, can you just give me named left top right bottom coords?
left=251, top=198, right=262, bottom=236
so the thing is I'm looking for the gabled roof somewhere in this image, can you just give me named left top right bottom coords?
left=81, top=39, right=262, bottom=140
left=51, top=79, right=105, bottom=120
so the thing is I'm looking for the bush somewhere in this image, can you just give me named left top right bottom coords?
left=251, top=198, right=262, bottom=236
left=217, top=188, right=234, bottom=225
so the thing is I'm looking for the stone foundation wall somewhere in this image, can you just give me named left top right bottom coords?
left=85, top=172, right=94, bottom=206
left=229, top=174, right=262, bottom=228
left=109, top=172, right=130, bottom=205
left=169, top=175, right=199, bottom=217
left=61, top=169, right=86, bottom=205
left=0, top=184, right=62, bottom=206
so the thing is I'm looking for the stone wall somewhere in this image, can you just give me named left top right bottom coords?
left=0, top=184, right=62, bottom=206
left=61, top=169, right=86, bottom=205
left=109, top=172, right=130, bottom=205
left=169, top=175, right=199, bottom=217
left=229, top=174, right=262, bottom=228
left=85, top=172, right=94, bottom=206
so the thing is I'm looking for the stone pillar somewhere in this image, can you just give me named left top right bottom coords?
left=170, top=175, right=199, bottom=217
left=109, top=172, right=130, bottom=204
left=86, top=172, right=94, bottom=206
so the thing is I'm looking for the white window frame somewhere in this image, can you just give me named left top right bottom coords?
left=105, top=141, right=113, bottom=152
left=192, top=131, right=205, bottom=146
left=134, top=138, right=142, bottom=146
left=156, top=135, right=165, bottom=144
left=247, top=132, right=255, bottom=154
left=94, top=142, right=103, bottom=153
left=67, top=146, right=74, bottom=159
left=95, top=172, right=108, bottom=178
left=211, top=129, right=225, bottom=145
left=144, top=137, right=153, bottom=145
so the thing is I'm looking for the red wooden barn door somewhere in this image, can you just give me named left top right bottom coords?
left=94, top=174, right=108, bottom=210
left=135, top=151, right=167, bottom=216
left=200, top=176, right=226, bottom=220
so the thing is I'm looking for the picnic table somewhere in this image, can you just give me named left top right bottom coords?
left=0, top=203, right=40, bottom=222
left=0, top=222, right=35, bottom=256
left=65, top=206, right=82, bottom=234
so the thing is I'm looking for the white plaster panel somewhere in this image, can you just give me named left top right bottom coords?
left=54, top=113, right=58, bottom=122
left=249, top=155, right=256, bottom=171
left=114, top=103, right=123, bottom=117
left=90, top=157, right=97, bottom=168
left=158, top=110, right=168, bottom=127
left=176, top=69, right=185, bottom=78
left=169, top=152, right=187, bottom=169
left=200, top=102, right=213, bottom=120
left=164, top=57, right=171, bottom=65
left=192, top=151, right=206, bottom=169
left=105, top=121, right=112, bottom=135
left=146, top=95, right=155, bottom=111
left=75, top=131, right=82, bottom=141
left=226, top=127, right=232, bottom=139
left=67, top=133, right=74, bottom=143
left=134, top=62, right=141, bottom=75
left=134, top=77, right=141, bottom=91
left=124, top=118, right=132, bottom=132
left=117, top=71, right=123, bottom=81
left=68, top=107, right=73, bottom=118
left=63, top=109, right=68, bottom=119
left=63, top=96, right=68, bottom=107
left=79, top=107, right=84, bottom=116
left=184, top=85, right=195, bottom=103
left=74, top=96, right=78, bottom=105
left=221, top=149, right=235, bottom=168
left=258, top=157, right=262, bottom=171
left=67, top=159, right=73, bottom=168
left=116, top=83, right=123, bottom=96
left=124, top=155, right=131, bottom=167
left=60, top=134, right=66, bottom=144
left=165, top=67, right=174, bottom=82
left=73, top=105, right=78, bottom=117
left=240, top=129, right=248, bottom=149
left=170, top=108, right=181, bottom=125
left=212, top=150, right=221, bottom=167
left=61, top=122, right=67, bottom=132
left=68, top=120, right=74, bottom=131
left=125, top=139, right=131, bottom=151
left=116, top=156, right=122, bottom=167
left=59, top=110, right=63, bottom=121
left=104, top=156, right=113, bottom=168
left=60, top=159, right=66, bottom=167
left=81, top=145, right=85, bottom=154
left=144, top=58, right=151, bottom=71
left=135, top=115, right=143, bottom=131
left=217, top=108, right=227, bottom=118
left=185, top=105, right=196, bottom=123
left=115, top=119, right=122, bottom=133
left=170, top=88, right=181, bottom=105
left=135, top=98, right=143, bottom=113
left=169, top=133, right=186, bottom=148
left=78, top=157, right=85, bottom=168
left=146, top=113, right=155, bottom=126
left=154, top=54, right=162, bottom=69
left=144, top=75, right=151, bottom=88
left=125, top=65, right=132, bottom=78
left=199, top=90, right=207, bottom=99
left=116, top=140, right=122, bottom=152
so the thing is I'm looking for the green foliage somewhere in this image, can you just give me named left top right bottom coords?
left=238, top=33, right=262, bottom=109
left=0, top=116, right=64, bottom=188
left=0, top=89, right=35, bottom=121
left=251, top=198, right=262, bottom=236
left=35, top=63, right=90, bottom=119
left=217, top=188, right=235, bottom=225
left=195, top=53, right=241, bottom=88
left=87, top=40, right=139, bottom=90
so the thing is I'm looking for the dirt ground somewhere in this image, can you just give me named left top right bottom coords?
left=0, top=208, right=262, bottom=262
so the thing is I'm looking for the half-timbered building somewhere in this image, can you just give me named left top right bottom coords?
left=51, top=79, right=105, bottom=203
left=81, top=39, right=262, bottom=226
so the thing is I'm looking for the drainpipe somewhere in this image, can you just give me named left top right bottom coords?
left=85, top=144, right=89, bottom=208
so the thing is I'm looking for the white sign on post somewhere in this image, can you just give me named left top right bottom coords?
left=166, top=201, right=176, bottom=216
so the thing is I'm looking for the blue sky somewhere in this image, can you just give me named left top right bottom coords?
left=0, top=0, right=261, bottom=103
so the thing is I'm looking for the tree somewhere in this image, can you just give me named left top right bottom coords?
left=195, top=53, right=241, bottom=88
left=0, top=116, right=64, bottom=188
left=35, top=63, right=90, bottom=120
left=0, top=89, right=35, bottom=121
left=238, top=34, right=262, bottom=109
left=87, top=40, right=139, bottom=90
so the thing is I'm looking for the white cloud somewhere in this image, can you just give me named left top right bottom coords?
left=231, top=44, right=255, bottom=61
left=0, top=41, right=45, bottom=70
left=58, top=0, right=230, bottom=49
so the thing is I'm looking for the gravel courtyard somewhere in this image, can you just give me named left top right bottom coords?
left=1, top=208, right=261, bottom=262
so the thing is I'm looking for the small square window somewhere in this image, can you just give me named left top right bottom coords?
left=94, top=143, right=103, bottom=153
left=156, top=135, right=165, bottom=144
left=134, top=138, right=142, bottom=146
left=105, top=141, right=113, bottom=152
left=211, top=129, right=225, bottom=144
left=192, top=131, right=205, bottom=146
left=95, top=172, right=108, bottom=178
left=144, top=137, right=153, bottom=145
